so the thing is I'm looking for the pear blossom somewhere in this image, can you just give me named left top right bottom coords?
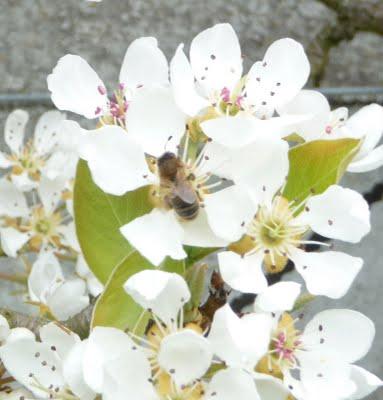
left=279, top=90, right=383, bottom=172
left=0, top=321, right=95, bottom=399
left=27, top=251, right=89, bottom=321
left=82, top=270, right=213, bottom=399
left=216, top=182, right=369, bottom=298
left=47, top=37, right=169, bottom=124
left=79, top=95, right=277, bottom=265
left=79, top=270, right=287, bottom=400
left=0, top=177, right=75, bottom=258
left=207, top=304, right=289, bottom=400
left=170, top=23, right=311, bottom=147
left=253, top=285, right=382, bottom=400
left=0, top=110, right=67, bottom=191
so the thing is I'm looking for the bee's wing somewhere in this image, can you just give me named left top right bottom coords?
left=173, top=182, right=198, bottom=204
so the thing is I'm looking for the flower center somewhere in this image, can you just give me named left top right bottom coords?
left=157, top=373, right=204, bottom=400
left=257, top=313, right=302, bottom=376
left=218, top=87, right=244, bottom=116
left=245, top=196, right=307, bottom=271
left=270, top=314, right=302, bottom=370
left=10, top=141, right=45, bottom=179
left=20, top=207, right=64, bottom=251
left=98, top=84, right=129, bottom=127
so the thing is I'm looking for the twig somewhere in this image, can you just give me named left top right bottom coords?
left=0, top=303, right=93, bottom=339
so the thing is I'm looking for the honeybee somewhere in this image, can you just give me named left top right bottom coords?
left=157, top=152, right=199, bottom=220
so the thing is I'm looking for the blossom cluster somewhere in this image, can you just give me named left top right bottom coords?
left=0, top=109, right=102, bottom=320
left=0, top=23, right=382, bottom=400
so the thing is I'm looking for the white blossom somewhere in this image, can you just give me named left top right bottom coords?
left=279, top=91, right=383, bottom=172
left=47, top=37, right=169, bottom=123
left=170, top=23, right=311, bottom=146
left=0, top=110, right=68, bottom=191
left=217, top=184, right=369, bottom=298
left=0, top=321, right=95, bottom=399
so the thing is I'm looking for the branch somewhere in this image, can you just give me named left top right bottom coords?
left=309, top=0, right=383, bottom=86
left=0, top=304, right=93, bottom=339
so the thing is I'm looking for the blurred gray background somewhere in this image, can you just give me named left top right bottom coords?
left=0, top=1, right=382, bottom=398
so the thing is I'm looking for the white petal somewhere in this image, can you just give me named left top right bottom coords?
left=124, top=269, right=190, bottom=325
left=0, top=178, right=29, bottom=217
left=1, top=228, right=31, bottom=258
left=79, top=125, right=151, bottom=195
left=190, top=23, right=242, bottom=94
left=346, top=103, right=383, bottom=159
left=39, top=322, right=80, bottom=360
left=290, top=248, right=363, bottom=299
left=298, top=352, right=356, bottom=400
left=348, top=365, right=383, bottom=400
left=55, top=119, right=85, bottom=153
left=82, top=326, right=137, bottom=393
left=201, top=114, right=298, bottom=148
left=303, top=185, right=370, bottom=243
left=158, top=329, right=212, bottom=386
left=254, top=282, right=301, bottom=313
left=47, top=55, right=108, bottom=119
left=348, top=144, right=383, bottom=173
left=203, top=186, right=255, bottom=242
left=0, top=339, right=65, bottom=398
left=208, top=304, right=272, bottom=370
left=76, top=256, right=104, bottom=297
left=0, top=314, right=10, bottom=344
left=218, top=251, right=268, bottom=294
left=4, top=109, right=28, bottom=154
left=86, top=274, right=104, bottom=297
left=38, top=176, right=65, bottom=214
left=42, top=151, right=78, bottom=182
left=228, top=137, right=289, bottom=205
left=206, top=368, right=260, bottom=400
left=6, top=327, right=35, bottom=344
left=170, top=44, right=210, bottom=116
left=179, top=208, right=229, bottom=248
left=57, top=222, right=80, bottom=252
left=277, top=90, right=331, bottom=141
left=11, top=171, right=38, bottom=192
left=102, top=353, right=157, bottom=400
left=28, top=251, right=64, bottom=302
left=63, top=341, right=96, bottom=400
left=120, top=209, right=186, bottom=266
left=33, top=110, right=66, bottom=155
left=253, top=372, right=289, bottom=400
left=303, top=309, right=375, bottom=364
left=119, top=37, right=169, bottom=89
left=126, top=87, right=186, bottom=157
left=48, top=279, right=89, bottom=321
left=200, top=116, right=258, bottom=148
left=0, top=151, right=12, bottom=168
left=246, top=38, right=310, bottom=110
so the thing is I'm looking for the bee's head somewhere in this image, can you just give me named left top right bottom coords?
left=157, top=152, right=181, bottom=181
left=157, top=151, right=177, bottom=167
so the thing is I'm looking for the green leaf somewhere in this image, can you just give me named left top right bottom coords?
left=184, top=246, right=218, bottom=268
left=283, top=138, right=360, bottom=203
left=91, top=253, right=185, bottom=331
left=74, top=160, right=152, bottom=284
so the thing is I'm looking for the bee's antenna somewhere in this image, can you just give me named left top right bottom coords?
left=164, top=135, right=173, bottom=153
